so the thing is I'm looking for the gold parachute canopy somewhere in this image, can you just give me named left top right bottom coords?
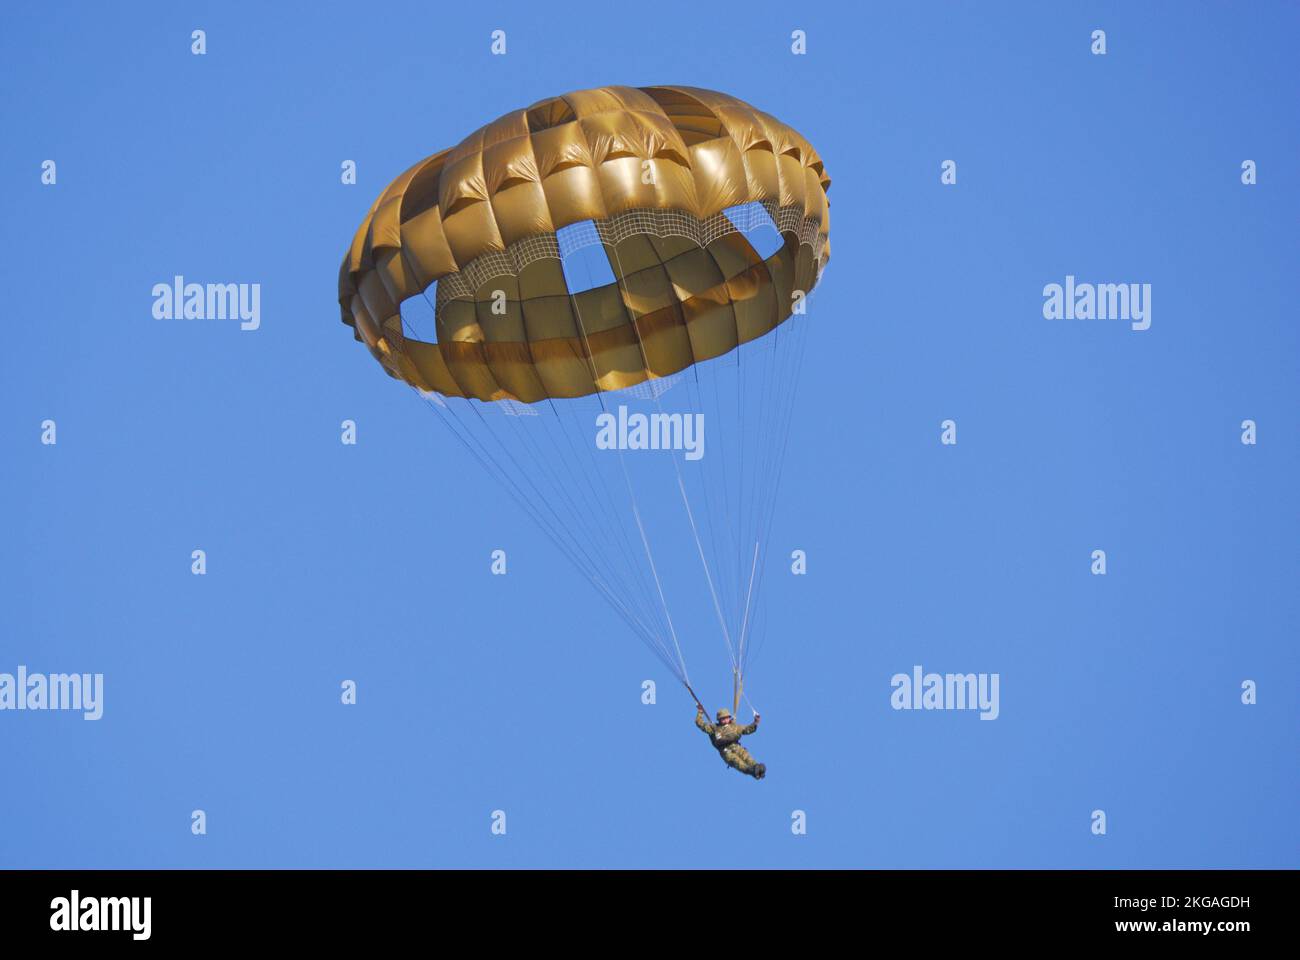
left=338, top=85, right=831, bottom=403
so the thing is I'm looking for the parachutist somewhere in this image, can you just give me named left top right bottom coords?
left=695, top=705, right=765, bottom=780
left=340, top=88, right=831, bottom=756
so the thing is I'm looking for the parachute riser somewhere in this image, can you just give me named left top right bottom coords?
left=681, top=671, right=754, bottom=718
left=683, top=681, right=708, bottom=717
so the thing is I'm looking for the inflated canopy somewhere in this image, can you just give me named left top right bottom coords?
left=338, top=85, right=831, bottom=402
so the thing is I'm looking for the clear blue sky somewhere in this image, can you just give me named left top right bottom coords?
left=1, top=1, right=1296, bottom=868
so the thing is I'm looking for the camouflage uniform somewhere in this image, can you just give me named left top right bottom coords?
left=696, top=709, right=766, bottom=779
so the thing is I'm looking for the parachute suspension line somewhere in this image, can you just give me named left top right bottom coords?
left=507, top=420, right=674, bottom=672
left=471, top=402, right=685, bottom=678
left=746, top=276, right=787, bottom=620
left=740, top=307, right=815, bottom=674
left=415, top=391, right=676, bottom=672
left=564, top=270, right=692, bottom=687
left=702, top=366, right=743, bottom=642
left=563, top=243, right=694, bottom=685
left=754, top=314, right=808, bottom=567
left=605, top=240, right=741, bottom=680
left=734, top=341, right=746, bottom=673
left=736, top=539, right=761, bottom=682
left=616, top=447, right=691, bottom=685
left=737, top=361, right=786, bottom=673
left=437, top=402, right=660, bottom=653
left=671, top=455, right=737, bottom=668
left=405, top=295, right=679, bottom=674
left=701, top=362, right=740, bottom=625
left=736, top=306, right=746, bottom=646
left=541, top=397, right=676, bottom=654
left=737, top=298, right=785, bottom=675
left=745, top=331, right=786, bottom=675
left=682, top=371, right=738, bottom=665
left=736, top=305, right=771, bottom=675
left=495, top=401, right=662, bottom=648
left=415, top=291, right=660, bottom=656
left=724, top=244, right=788, bottom=691
left=687, top=369, right=740, bottom=651
left=734, top=331, right=781, bottom=712
left=462, top=389, right=634, bottom=611
left=735, top=328, right=758, bottom=677
left=420, top=394, right=564, bottom=547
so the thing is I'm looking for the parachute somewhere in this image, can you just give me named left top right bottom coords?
left=337, top=85, right=830, bottom=716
